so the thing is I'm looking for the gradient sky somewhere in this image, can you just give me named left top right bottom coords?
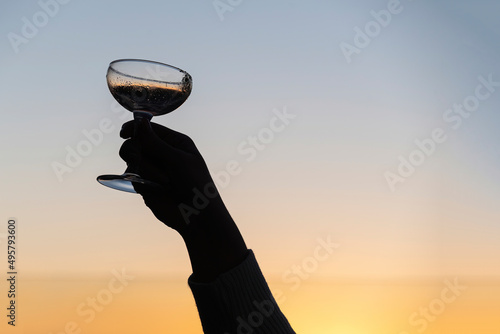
left=1, top=1, right=500, bottom=333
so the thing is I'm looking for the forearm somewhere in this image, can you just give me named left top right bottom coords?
left=181, top=200, right=295, bottom=333
left=181, top=197, right=248, bottom=283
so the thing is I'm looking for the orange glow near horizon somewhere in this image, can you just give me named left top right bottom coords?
left=3, top=276, right=500, bottom=334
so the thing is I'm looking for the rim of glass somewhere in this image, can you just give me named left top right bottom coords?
left=108, top=59, right=188, bottom=81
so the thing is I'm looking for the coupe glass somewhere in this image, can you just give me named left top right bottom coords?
left=97, top=59, right=192, bottom=193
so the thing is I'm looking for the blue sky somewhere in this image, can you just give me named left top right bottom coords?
left=1, top=0, right=500, bottom=279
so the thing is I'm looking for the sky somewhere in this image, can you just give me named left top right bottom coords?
left=1, top=0, right=500, bottom=333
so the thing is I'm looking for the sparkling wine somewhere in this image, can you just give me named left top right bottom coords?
left=107, top=66, right=192, bottom=116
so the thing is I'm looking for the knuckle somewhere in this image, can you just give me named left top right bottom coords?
left=119, top=140, right=135, bottom=160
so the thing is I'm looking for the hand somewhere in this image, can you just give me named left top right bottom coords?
left=119, top=119, right=225, bottom=233
left=119, top=119, right=248, bottom=281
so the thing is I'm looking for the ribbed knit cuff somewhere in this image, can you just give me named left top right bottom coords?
left=188, top=250, right=295, bottom=334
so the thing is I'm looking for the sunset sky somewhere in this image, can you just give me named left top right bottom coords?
left=1, top=1, right=500, bottom=333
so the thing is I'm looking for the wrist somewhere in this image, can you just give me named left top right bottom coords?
left=181, top=209, right=248, bottom=282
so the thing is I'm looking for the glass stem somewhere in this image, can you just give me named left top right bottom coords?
left=133, top=110, right=153, bottom=121
left=132, top=110, right=153, bottom=136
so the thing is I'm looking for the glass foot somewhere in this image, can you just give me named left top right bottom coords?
left=97, top=173, right=157, bottom=193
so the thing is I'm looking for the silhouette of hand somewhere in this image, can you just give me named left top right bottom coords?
left=119, top=119, right=247, bottom=282
left=119, top=119, right=223, bottom=232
